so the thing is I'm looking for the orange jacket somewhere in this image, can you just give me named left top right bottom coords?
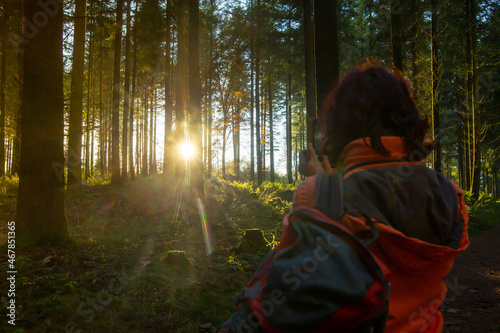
left=291, top=137, right=469, bottom=333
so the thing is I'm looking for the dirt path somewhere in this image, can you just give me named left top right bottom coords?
left=443, top=225, right=500, bottom=333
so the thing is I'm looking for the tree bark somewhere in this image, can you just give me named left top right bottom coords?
left=287, top=72, right=292, bottom=184
left=431, top=0, right=441, bottom=173
left=255, top=0, right=262, bottom=185
left=464, top=0, right=472, bottom=191
left=129, top=11, right=138, bottom=181
left=122, top=0, right=132, bottom=181
left=163, top=0, right=172, bottom=175
left=0, top=23, right=6, bottom=177
left=149, top=91, right=154, bottom=173
left=314, top=0, right=339, bottom=111
left=206, top=0, right=214, bottom=178
left=390, top=0, right=404, bottom=71
left=268, top=78, right=274, bottom=183
left=85, top=21, right=93, bottom=180
left=67, top=0, right=87, bottom=189
left=108, top=98, right=113, bottom=173
left=111, top=0, right=124, bottom=185
left=470, top=0, right=480, bottom=199
left=494, top=164, right=498, bottom=199
left=188, top=0, right=203, bottom=193
left=236, top=102, right=240, bottom=180
left=222, top=100, right=227, bottom=179
left=174, top=2, right=186, bottom=177
left=153, top=98, right=157, bottom=173
left=90, top=107, right=94, bottom=176
left=303, top=0, right=316, bottom=121
left=16, top=0, right=71, bottom=248
left=410, top=0, right=419, bottom=81
left=142, top=92, right=149, bottom=176
left=11, top=0, right=22, bottom=176
left=99, top=28, right=105, bottom=175
left=250, top=30, right=254, bottom=182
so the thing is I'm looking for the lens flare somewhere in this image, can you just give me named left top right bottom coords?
left=180, top=142, right=195, bottom=159
left=196, top=197, right=212, bottom=255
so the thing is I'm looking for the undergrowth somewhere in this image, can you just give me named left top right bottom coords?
left=464, top=192, right=500, bottom=236
left=0, top=175, right=292, bottom=332
left=1, top=174, right=499, bottom=332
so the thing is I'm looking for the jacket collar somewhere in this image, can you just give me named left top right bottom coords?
left=338, top=137, right=411, bottom=171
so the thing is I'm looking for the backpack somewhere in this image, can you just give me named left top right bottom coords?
left=220, top=172, right=391, bottom=333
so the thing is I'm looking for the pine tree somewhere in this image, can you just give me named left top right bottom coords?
left=16, top=0, right=71, bottom=248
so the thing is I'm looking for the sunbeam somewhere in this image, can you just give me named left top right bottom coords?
left=196, top=197, right=212, bottom=255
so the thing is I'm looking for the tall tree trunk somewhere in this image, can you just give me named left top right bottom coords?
left=189, top=0, right=202, bottom=194
left=255, top=0, right=262, bottom=185
left=122, top=0, right=132, bottom=181
left=303, top=0, right=316, bottom=121
left=268, top=78, right=274, bottom=182
left=232, top=105, right=236, bottom=176
left=484, top=158, right=489, bottom=194
left=129, top=13, right=137, bottom=181
left=153, top=99, right=157, bottom=173
left=206, top=0, right=214, bottom=178
left=16, top=0, right=71, bottom=248
left=470, top=0, right=480, bottom=199
left=103, top=97, right=107, bottom=174
left=0, top=25, right=6, bottom=177
left=142, top=92, right=149, bottom=176
left=164, top=0, right=172, bottom=175
left=431, top=0, right=441, bottom=173
left=287, top=72, right=293, bottom=184
left=222, top=101, right=227, bottom=179
left=410, top=0, right=418, bottom=81
left=314, top=0, right=339, bottom=111
left=67, top=0, right=87, bottom=189
left=464, top=0, right=472, bottom=191
left=390, top=0, right=404, bottom=71
left=174, top=3, right=186, bottom=177
left=85, top=23, right=93, bottom=180
left=494, top=164, right=498, bottom=199
left=111, top=0, right=124, bottom=185
left=262, top=99, right=265, bottom=177
left=137, top=98, right=142, bottom=175
left=149, top=91, right=154, bottom=173
left=11, top=0, right=23, bottom=176
left=99, top=33, right=105, bottom=175
left=236, top=102, right=240, bottom=180
left=108, top=98, right=113, bottom=173
left=91, top=109, right=94, bottom=176
left=250, top=35, right=255, bottom=182
left=207, top=71, right=213, bottom=177
left=7, top=138, right=12, bottom=174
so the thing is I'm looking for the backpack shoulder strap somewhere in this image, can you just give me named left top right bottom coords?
left=314, top=171, right=344, bottom=221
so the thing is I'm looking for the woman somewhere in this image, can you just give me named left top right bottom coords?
left=296, top=63, right=469, bottom=333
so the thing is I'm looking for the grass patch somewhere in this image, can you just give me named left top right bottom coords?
left=0, top=175, right=290, bottom=332
left=4, top=173, right=496, bottom=331
left=465, top=192, right=500, bottom=237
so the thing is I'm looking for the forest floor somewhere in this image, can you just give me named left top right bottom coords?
left=0, top=175, right=294, bottom=332
left=443, top=224, right=500, bottom=333
left=0, top=174, right=499, bottom=332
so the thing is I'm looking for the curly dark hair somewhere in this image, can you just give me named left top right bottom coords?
left=320, top=62, right=433, bottom=165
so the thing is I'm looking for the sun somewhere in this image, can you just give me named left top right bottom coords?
left=180, top=142, right=195, bottom=159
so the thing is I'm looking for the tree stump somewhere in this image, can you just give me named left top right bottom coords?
left=236, top=229, right=268, bottom=254
left=162, top=250, right=193, bottom=268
